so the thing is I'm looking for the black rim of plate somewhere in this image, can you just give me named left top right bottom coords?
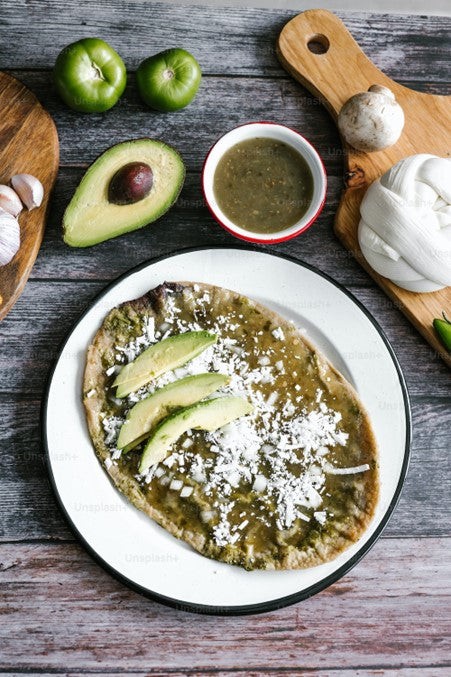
left=41, top=244, right=412, bottom=616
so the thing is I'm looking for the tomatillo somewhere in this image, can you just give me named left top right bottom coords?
left=54, top=38, right=126, bottom=113
left=136, top=48, right=202, bottom=112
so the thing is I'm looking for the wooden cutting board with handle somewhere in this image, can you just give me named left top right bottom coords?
left=0, top=72, right=59, bottom=321
left=277, top=9, right=451, bottom=368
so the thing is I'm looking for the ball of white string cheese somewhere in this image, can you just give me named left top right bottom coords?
left=358, top=154, right=451, bottom=293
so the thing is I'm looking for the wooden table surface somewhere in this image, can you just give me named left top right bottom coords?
left=0, top=1, right=450, bottom=674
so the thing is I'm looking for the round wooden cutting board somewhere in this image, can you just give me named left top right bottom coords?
left=0, top=71, right=59, bottom=321
left=277, top=9, right=451, bottom=368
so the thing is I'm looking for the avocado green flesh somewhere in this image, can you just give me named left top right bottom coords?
left=63, top=139, right=185, bottom=247
left=113, top=330, right=216, bottom=398
left=117, top=372, right=229, bottom=450
left=139, top=396, right=253, bottom=474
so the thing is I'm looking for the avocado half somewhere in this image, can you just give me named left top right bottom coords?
left=63, top=138, right=185, bottom=247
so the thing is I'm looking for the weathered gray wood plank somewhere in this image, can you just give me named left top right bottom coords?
left=5, top=72, right=449, bottom=171
left=5, top=72, right=344, bottom=169
left=0, top=672, right=445, bottom=677
left=1, top=3, right=450, bottom=82
left=1, top=539, right=449, bottom=670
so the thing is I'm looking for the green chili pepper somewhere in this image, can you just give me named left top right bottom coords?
left=433, top=312, right=451, bottom=352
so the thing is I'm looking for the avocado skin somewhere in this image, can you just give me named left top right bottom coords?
left=63, top=138, right=185, bottom=247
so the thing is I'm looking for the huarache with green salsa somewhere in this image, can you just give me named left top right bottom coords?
left=83, top=281, right=379, bottom=571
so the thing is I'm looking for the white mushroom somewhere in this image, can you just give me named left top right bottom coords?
left=338, top=85, right=404, bottom=152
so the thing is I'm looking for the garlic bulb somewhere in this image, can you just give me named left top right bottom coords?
left=358, top=154, right=451, bottom=293
left=338, top=85, right=404, bottom=152
left=0, top=185, right=23, bottom=217
left=11, top=174, right=44, bottom=210
left=0, top=209, right=21, bottom=267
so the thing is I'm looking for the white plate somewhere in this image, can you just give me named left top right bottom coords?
left=43, top=247, right=411, bottom=615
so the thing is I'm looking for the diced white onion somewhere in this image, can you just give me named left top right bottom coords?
left=266, top=392, right=279, bottom=407
left=325, top=463, right=370, bottom=475
left=253, top=474, right=267, bottom=492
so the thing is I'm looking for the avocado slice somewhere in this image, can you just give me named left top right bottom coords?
left=63, top=139, right=185, bottom=247
left=117, top=372, right=229, bottom=451
left=113, top=330, right=216, bottom=398
left=139, top=396, right=253, bottom=474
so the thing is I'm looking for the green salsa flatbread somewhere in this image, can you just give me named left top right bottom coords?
left=83, top=282, right=379, bottom=570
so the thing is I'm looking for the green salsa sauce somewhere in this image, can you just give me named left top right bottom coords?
left=213, top=137, right=314, bottom=234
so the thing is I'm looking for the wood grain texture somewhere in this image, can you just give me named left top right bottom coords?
left=0, top=539, right=449, bottom=671
left=0, top=673, right=445, bottom=677
left=1, top=3, right=450, bottom=82
left=4, top=71, right=449, bottom=172
left=0, top=1, right=449, bottom=672
left=0, top=72, right=59, bottom=320
left=277, top=9, right=451, bottom=367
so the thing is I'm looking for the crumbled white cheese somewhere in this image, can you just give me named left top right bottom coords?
left=102, top=416, right=123, bottom=446
left=86, top=389, right=96, bottom=398
left=272, top=327, right=285, bottom=341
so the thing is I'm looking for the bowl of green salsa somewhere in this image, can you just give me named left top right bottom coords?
left=202, top=121, right=327, bottom=243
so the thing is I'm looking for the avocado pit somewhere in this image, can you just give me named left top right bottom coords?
left=108, top=162, right=153, bottom=205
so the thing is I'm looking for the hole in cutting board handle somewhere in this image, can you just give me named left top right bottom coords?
left=307, top=34, right=330, bottom=54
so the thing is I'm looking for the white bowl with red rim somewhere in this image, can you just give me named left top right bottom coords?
left=202, top=121, right=327, bottom=244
